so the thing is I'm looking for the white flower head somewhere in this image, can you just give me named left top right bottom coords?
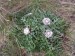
left=42, top=18, right=51, bottom=25
left=44, top=29, right=53, bottom=38
left=23, top=27, right=30, bottom=35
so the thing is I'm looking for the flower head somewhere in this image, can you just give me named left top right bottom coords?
left=42, top=18, right=51, bottom=25
left=23, top=27, right=30, bottom=35
left=44, top=29, right=53, bottom=38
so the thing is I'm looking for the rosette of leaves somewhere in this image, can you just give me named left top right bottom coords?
left=9, top=1, right=69, bottom=56
left=9, top=8, right=69, bottom=56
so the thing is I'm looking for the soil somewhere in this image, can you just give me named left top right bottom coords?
left=57, top=0, right=75, bottom=56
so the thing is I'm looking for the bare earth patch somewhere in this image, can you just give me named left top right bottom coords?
left=57, top=0, right=75, bottom=56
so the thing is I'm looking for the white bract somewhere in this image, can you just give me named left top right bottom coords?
left=6, top=20, right=10, bottom=21
left=8, top=0, right=11, bottom=1
left=42, top=18, right=51, bottom=25
left=23, top=27, right=30, bottom=35
left=26, top=13, right=32, bottom=16
left=44, top=29, right=53, bottom=38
